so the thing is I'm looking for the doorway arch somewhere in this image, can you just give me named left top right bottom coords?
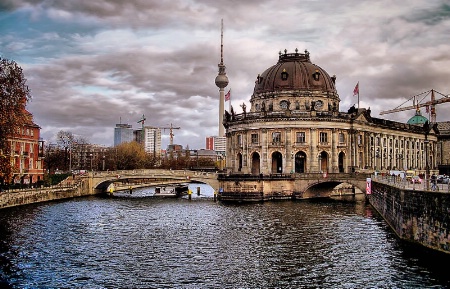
left=271, top=151, right=283, bottom=174
left=237, top=153, right=243, bottom=172
left=251, top=152, right=260, bottom=175
left=319, top=151, right=328, bottom=172
left=338, top=151, right=345, bottom=173
left=295, top=151, right=307, bottom=173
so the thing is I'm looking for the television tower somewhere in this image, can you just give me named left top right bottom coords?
left=214, top=19, right=229, bottom=137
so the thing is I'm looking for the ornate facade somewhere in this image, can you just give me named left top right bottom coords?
left=220, top=49, right=438, bottom=200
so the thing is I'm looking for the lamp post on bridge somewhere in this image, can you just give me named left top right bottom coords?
left=423, top=121, right=431, bottom=191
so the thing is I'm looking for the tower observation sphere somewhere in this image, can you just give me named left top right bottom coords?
left=215, top=72, right=229, bottom=88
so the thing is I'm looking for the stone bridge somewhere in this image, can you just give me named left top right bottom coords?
left=217, top=172, right=369, bottom=201
left=84, top=169, right=220, bottom=194
left=80, top=169, right=368, bottom=199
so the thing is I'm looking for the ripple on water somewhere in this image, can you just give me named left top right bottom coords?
left=0, top=195, right=449, bottom=288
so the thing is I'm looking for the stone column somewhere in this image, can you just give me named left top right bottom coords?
left=331, top=128, right=337, bottom=173
left=310, top=128, right=318, bottom=172
left=261, top=129, right=268, bottom=174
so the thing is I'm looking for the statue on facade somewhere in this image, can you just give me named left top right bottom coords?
left=241, top=102, right=247, bottom=118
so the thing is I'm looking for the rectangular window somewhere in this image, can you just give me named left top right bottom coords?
left=358, top=135, right=362, bottom=145
left=339, top=133, right=345, bottom=143
left=237, top=135, right=242, bottom=146
left=272, top=132, right=281, bottom=144
left=319, top=132, right=328, bottom=143
left=251, top=133, right=259, bottom=145
left=296, top=132, right=305, bottom=143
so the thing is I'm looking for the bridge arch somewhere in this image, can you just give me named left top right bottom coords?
left=86, top=170, right=220, bottom=194
left=298, top=178, right=366, bottom=199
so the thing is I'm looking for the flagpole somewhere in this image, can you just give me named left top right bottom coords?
left=229, top=89, right=231, bottom=112
left=358, top=84, right=360, bottom=109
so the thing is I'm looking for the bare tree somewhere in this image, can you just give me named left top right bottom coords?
left=56, top=130, right=75, bottom=171
left=0, top=58, right=32, bottom=184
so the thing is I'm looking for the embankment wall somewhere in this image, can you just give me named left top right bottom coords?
left=368, top=181, right=450, bottom=254
left=0, top=180, right=93, bottom=209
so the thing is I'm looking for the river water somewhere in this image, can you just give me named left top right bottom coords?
left=1, top=183, right=450, bottom=288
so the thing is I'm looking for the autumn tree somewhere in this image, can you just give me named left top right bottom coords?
left=115, top=141, right=152, bottom=170
left=0, top=58, right=32, bottom=184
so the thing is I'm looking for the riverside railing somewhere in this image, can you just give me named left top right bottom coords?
left=372, top=174, right=450, bottom=193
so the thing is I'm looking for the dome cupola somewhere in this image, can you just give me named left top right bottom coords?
left=407, top=108, right=428, bottom=125
left=251, top=49, right=340, bottom=113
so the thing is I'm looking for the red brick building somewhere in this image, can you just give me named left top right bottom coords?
left=9, top=110, right=44, bottom=185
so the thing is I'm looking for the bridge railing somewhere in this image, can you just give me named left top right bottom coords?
left=88, top=169, right=217, bottom=179
left=373, top=174, right=450, bottom=193
left=218, top=172, right=370, bottom=181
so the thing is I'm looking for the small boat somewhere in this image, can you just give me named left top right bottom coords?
left=153, top=184, right=188, bottom=198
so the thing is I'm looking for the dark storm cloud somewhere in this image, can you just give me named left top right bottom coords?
left=3, top=0, right=450, bottom=148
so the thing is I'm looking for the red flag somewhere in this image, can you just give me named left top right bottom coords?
left=225, top=89, right=231, bottom=101
left=353, top=82, right=359, bottom=96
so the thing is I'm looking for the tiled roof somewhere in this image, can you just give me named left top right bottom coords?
left=437, top=121, right=450, bottom=135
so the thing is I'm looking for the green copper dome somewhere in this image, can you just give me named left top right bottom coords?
left=407, top=109, right=428, bottom=125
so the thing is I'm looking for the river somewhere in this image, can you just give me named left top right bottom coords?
left=1, top=183, right=449, bottom=288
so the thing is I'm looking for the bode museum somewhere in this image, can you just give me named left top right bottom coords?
left=218, top=49, right=447, bottom=201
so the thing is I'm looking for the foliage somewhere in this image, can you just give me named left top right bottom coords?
left=44, top=143, right=66, bottom=173
left=48, top=173, right=71, bottom=185
left=0, top=57, right=32, bottom=184
left=115, top=141, right=153, bottom=170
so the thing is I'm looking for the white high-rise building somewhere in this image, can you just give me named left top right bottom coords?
left=143, top=126, right=162, bottom=154
left=206, top=136, right=226, bottom=154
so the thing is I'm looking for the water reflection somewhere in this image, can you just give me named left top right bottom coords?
left=0, top=184, right=449, bottom=288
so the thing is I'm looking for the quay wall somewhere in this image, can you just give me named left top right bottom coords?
left=368, top=181, right=450, bottom=254
left=0, top=179, right=92, bottom=209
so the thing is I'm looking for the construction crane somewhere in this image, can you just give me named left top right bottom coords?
left=158, top=123, right=181, bottom=146
left=379, top=89, right=450, bottom=123
left=137, top=114, right=146, bottom=142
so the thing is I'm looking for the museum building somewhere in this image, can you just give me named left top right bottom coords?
left=219, top=49, right=438, bottom=200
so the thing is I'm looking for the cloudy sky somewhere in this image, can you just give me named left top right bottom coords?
left=1, top=0, right=450, bottom=149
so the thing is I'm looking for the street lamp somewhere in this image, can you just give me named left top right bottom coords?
left=423, top=121, right=431, bottom=191
left=102, top=155, right=105, bottom=171
left=89, top=153, right=93, bottom=171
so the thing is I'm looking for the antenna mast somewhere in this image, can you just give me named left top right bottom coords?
left=220, top=19, right=224, bottom=65
left=214, top=19, right=229, bottom=137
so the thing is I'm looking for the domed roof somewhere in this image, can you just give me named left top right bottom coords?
left=253, top=49, right=337, bottom=95
left=407, top=109, right=428, bottom=125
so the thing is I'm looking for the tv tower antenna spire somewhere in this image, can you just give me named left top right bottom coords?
left=214, top=19, right=229, bottom=137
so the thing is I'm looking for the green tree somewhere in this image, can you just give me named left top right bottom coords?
left=0, top=58, right=32, bottom=184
